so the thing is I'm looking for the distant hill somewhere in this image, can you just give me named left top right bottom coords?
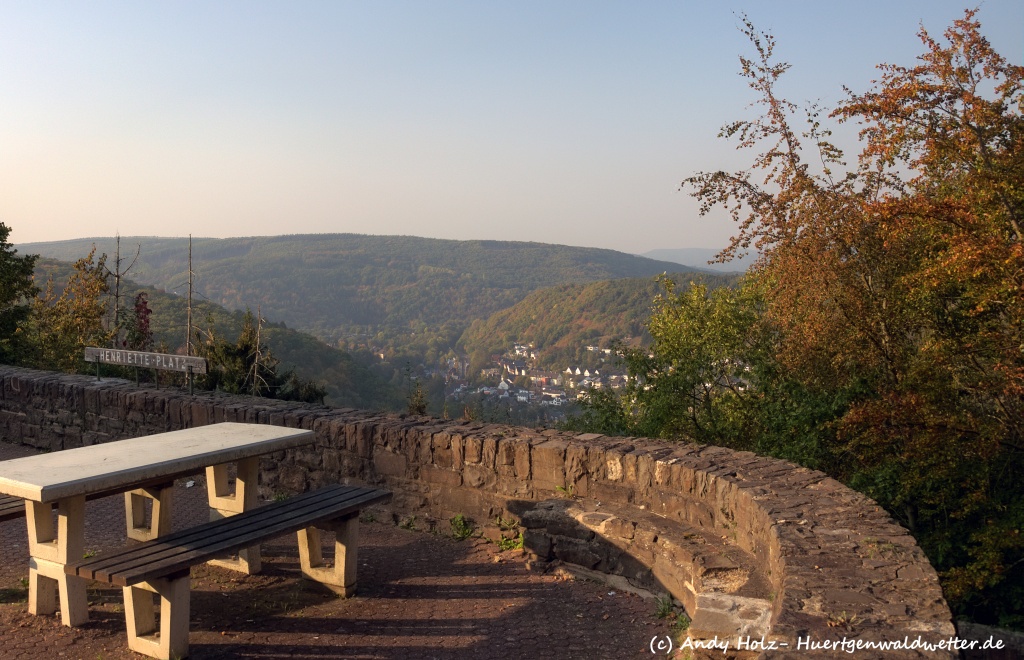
left=20, top=235, right=699, bottom=354
left=640, top=248, right=757, bottom=273
left=458, top=272, right=738, bottom=374
left=32, top=258, right=396, bottom=410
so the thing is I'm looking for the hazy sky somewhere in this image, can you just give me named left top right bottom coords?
left=3, top=2, right=1022, bottom=254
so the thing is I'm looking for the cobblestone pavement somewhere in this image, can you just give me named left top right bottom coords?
left=0, top=442, right=676, bottom=659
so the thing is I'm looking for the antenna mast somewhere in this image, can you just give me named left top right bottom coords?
left=187, top=234, right=194, bottom=356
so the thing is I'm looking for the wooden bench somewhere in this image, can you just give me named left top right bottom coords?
left=0, top=494, right=25, bottom=522
left=0, top=482, right=175, bottom=527
left=66, top=484, right=391, bottom=659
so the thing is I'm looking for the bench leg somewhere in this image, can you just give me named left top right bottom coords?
left=205, top=457, right=261, bottom=574
left=25, top=497, right=88, bottom=626
left=125, top=483, right=174, bottom=542
left=123, top=574, right=190, bottom=660
left=297, top=514, right=359, bottom=597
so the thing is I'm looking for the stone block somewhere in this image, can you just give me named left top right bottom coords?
left=464, top=436, right=482, bottom=464
left=480, top=436, right=497, bottom=468
left=605, top=452, right=623, bottom=481
left=434, top=486, right=486, bottom=517
left=523, top=529, right=553, bottom=560
left=277, top=464, right=308, bottom=493
left=496, top=438, right=515, bottom=466
left=688, top=593, right=772, bottom=641
left=191, top=402, right=211, bottom=427
left=546, top=517, right=595, bottom=542
left=463, top=464, right=497, bottom=490
left=602, top=516, right=636, bottom=540
left=372, top=447, right=407, bottom=478
left=590, top=480, right=633, bottom=505
left=433, top=444, right=453, bottom=469
left=532, top=439, right=567, bottom=491
left=552, top=537, right=601, bottom=569
left=420, top=465, right=462, bottom=488
left=449, top=435, right=464, bottom=471
left=513, top=439, right=531, bottom=480
left=521, top=502, right=561, bottom=529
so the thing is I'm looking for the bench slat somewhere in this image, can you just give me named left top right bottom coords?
left=73, top=486, right=381, bottom=584
left=82, top=487, right=340, bottom=571
left=96, top=489, right=379, bottom=584
left=75, top=486, right=388, bottom=586
left=69, top=485, right=390, bottom=587
left=75, top=487, right=363, bottom=580
left=0, top=495, right=24, bottom=522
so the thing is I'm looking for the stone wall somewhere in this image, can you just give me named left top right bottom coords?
left=0, top=367, right=957, bottom=658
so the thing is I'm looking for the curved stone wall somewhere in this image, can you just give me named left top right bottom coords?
left=0, top=367, right=956, bottom=657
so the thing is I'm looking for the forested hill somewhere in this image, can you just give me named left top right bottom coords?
left=20, top=235, right=697, bottom=351
left=458, top=272, right=738, bottom=371
left=33, top=258, right=397, bottom=410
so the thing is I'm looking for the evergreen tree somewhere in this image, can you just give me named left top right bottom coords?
left=0, top=222, right=38, bottom=364
left=194, top=309, right=326, bottom=404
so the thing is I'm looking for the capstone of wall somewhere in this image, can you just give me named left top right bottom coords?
left=0, top=367, right=957, bottom=658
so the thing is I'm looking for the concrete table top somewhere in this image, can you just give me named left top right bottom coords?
left=0, top=423, right=314, bottom=503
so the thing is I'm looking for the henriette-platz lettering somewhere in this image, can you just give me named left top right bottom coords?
left=84, top=348, right=207, bottom=374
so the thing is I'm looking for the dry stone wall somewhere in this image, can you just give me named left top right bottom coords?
left=0, top=367, right=956, bottom=658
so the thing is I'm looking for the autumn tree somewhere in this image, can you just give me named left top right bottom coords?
left=570, top=11, right=1023, bottom=627
left=687, top=11, right=1024, bottom=628
left=29, top=249, right=114, bottom=373
left=119, top=292, right=154, bottom=351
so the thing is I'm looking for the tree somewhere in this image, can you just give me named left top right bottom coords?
left=684, top=11, right=1024, bottom=628
left=194, top=309, right=326, bottom=404
left=119, top=292, right=154, bottom=351
left=105, top=233, right=141, bottom=348
left=0, top=223, right=38, bottom=364
left=567, top=279, right=755, bottom=442
left=569, top=11, right=1023, bottom=628
left=29, top=248, right=114, bottom=372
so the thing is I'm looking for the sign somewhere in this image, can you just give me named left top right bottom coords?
left=84, top=348, right=207, bottom=374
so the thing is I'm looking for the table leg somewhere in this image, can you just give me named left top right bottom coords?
left=124, top=483, right=174, bottom=542
left=205, top=456, right=261, bottom=573
left=297, top=514, right=359, bottom=597
left=25, top=496, right=88, bottom=626
left=123, top=573, right=190, bottom=660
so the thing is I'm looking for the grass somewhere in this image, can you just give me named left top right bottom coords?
left=655, top=595, right=675, bottom=619
left=654, top=593, right=690, bottom=645
left=555, top=484, right=578, bottom=499
left=450, top=514, right=475, bottom=541
left=492, top=515, right=524, bottom=551
left=496, top=531, right=524, bottom=552
left=672, top=612, right=691, bottom=635
left=827, top=610, right=857, bottom=628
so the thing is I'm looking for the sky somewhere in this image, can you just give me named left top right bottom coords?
left=2, top=1, right=1022, bottom=255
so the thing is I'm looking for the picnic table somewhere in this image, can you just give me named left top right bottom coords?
left=0, top=422, right=314, bottom=627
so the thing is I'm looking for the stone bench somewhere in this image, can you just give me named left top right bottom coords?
left=521, top=498, right=775, bottom=640
left=66, top=484, right=391, bottom=659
